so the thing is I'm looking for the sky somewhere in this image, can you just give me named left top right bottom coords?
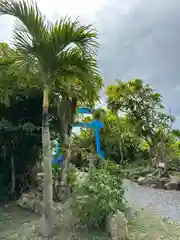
left=1, top=0, right=180, bottom=127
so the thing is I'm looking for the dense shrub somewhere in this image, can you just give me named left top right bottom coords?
left=0, top=90, right=42, bottom=202
left=123, top=165, right=153, bottom=180
left=72, top=164, right=125, bottom=228
left=97, top=159, right=122, bottom=177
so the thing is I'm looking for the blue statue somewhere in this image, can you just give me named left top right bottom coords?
left=51, top=107, right=104, bottom=166
left=74, top=107, right=104, bottom=158
left=52, top=141, right=64, bottom=168
left=73, top=119, right=104, bottom=158
left=77, top=107, right=93, bottom=114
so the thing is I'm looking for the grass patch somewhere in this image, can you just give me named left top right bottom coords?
left=129, top=208, right=180, bottom=239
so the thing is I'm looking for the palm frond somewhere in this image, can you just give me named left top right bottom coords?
left=49, top=16, right=99, bottom=56
left=56, top=47, right=98, bottom=79
left=50, top=46, right=102, bottom=103
left=0, top=0, right=101, bottom=96
left=11, top=48, right=39, bottom=76
left=0, top=0, right=51, bottom=75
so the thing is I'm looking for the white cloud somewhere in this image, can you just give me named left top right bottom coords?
left=0, top=16, right=14, bottom=43
left=38, top=0, right=108, bottom=22
left=0, top=0, right=110, bottom=43
left=0, top=0, right=137, bottom=43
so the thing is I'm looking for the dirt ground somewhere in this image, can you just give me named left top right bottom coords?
left=0, top=203, right=109, bottom=240
left=1, top=203, right=180, bottom=239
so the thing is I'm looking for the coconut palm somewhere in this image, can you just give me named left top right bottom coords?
left=0, top=0, right=100, bottom=236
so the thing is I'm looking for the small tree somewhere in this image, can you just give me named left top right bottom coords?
left=72, top=162, right=125, bottom=228
left=106, top=79, right=175, bottom=162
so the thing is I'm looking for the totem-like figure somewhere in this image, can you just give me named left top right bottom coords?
left=52, top=107, right=104, bottom=166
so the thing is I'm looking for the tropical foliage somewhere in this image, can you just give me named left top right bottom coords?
left=72, top=79, right=180, bottom=173
left=72, top=161, right=125, bottom=227
left=1, top=2, right=180, bottom=238
left=0, top=0, right=102, bottom=235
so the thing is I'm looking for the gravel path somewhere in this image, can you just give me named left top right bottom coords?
left=123, top=179, right=180, bottom=222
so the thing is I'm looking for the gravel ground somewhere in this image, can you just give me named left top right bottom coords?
left=123, top=179, right=180, bottom=222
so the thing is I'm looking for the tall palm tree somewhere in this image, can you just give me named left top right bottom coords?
left=54, top=75, right=102, bottom=201
left=0, top=0, right=100, bottom=236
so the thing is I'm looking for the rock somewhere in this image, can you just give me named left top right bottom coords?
left=149, top=177, right=170, bottom=189
left=159, top=177, right=170, bottom=184
left=124, top=206, right=137, bottom=222
left=17, top=197, right=34, bottom=211
left=164, top=181, right=179, bottom=190
left=137, top=175, right=164, bottom=187
left=150, top=184, right=158, bottom=189
left=150, top=182, right=164, bottom=189
left=143, top=177, right=158, bottom=186
left=147, top=174, right=153, bottom=178
left=17, top=191, right=41, bottom=213
left=17, top=190, right=62, bottom=216
left=33, top=200, right=44, bottom=214
left=137, top=177, right=146, bottom=185
left=17, top=196, right=44, bottom=214
left=106, top=210, right=129, bottom=240
left=178, top=181, right=180, bottom=190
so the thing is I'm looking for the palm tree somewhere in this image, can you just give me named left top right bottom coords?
left=51, top=74, right=102, bottom=201
left=0, top=0, right=100, bottom=236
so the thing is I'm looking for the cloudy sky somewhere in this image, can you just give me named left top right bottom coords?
left=1, top=0, right=180, bottom=127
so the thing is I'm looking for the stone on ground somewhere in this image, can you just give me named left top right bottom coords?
left=106, top=210, right=129, bottom=240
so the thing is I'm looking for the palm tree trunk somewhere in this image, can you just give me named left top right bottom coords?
left=40, top=86, right=54, bottom=237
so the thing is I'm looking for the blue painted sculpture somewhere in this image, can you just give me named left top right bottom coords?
left=73, top=119, right=104, bottom=158
left=76, top=107, right=93, bottom=114
left=74, top=107, right=104, bottom=158
left=52, top=140, right=64, bottom=168
left=51, top=107, right=104, bottom=166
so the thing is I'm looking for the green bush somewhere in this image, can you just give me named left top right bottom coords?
left=0, top=91, right=42, bottom=201
left=67, top=166, right=78, bottom=186
left=123, top=165, right=153, bottom=180
left=98, top=159, right=122, bottom=177
left=72, top=165, right=125, bottom=228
